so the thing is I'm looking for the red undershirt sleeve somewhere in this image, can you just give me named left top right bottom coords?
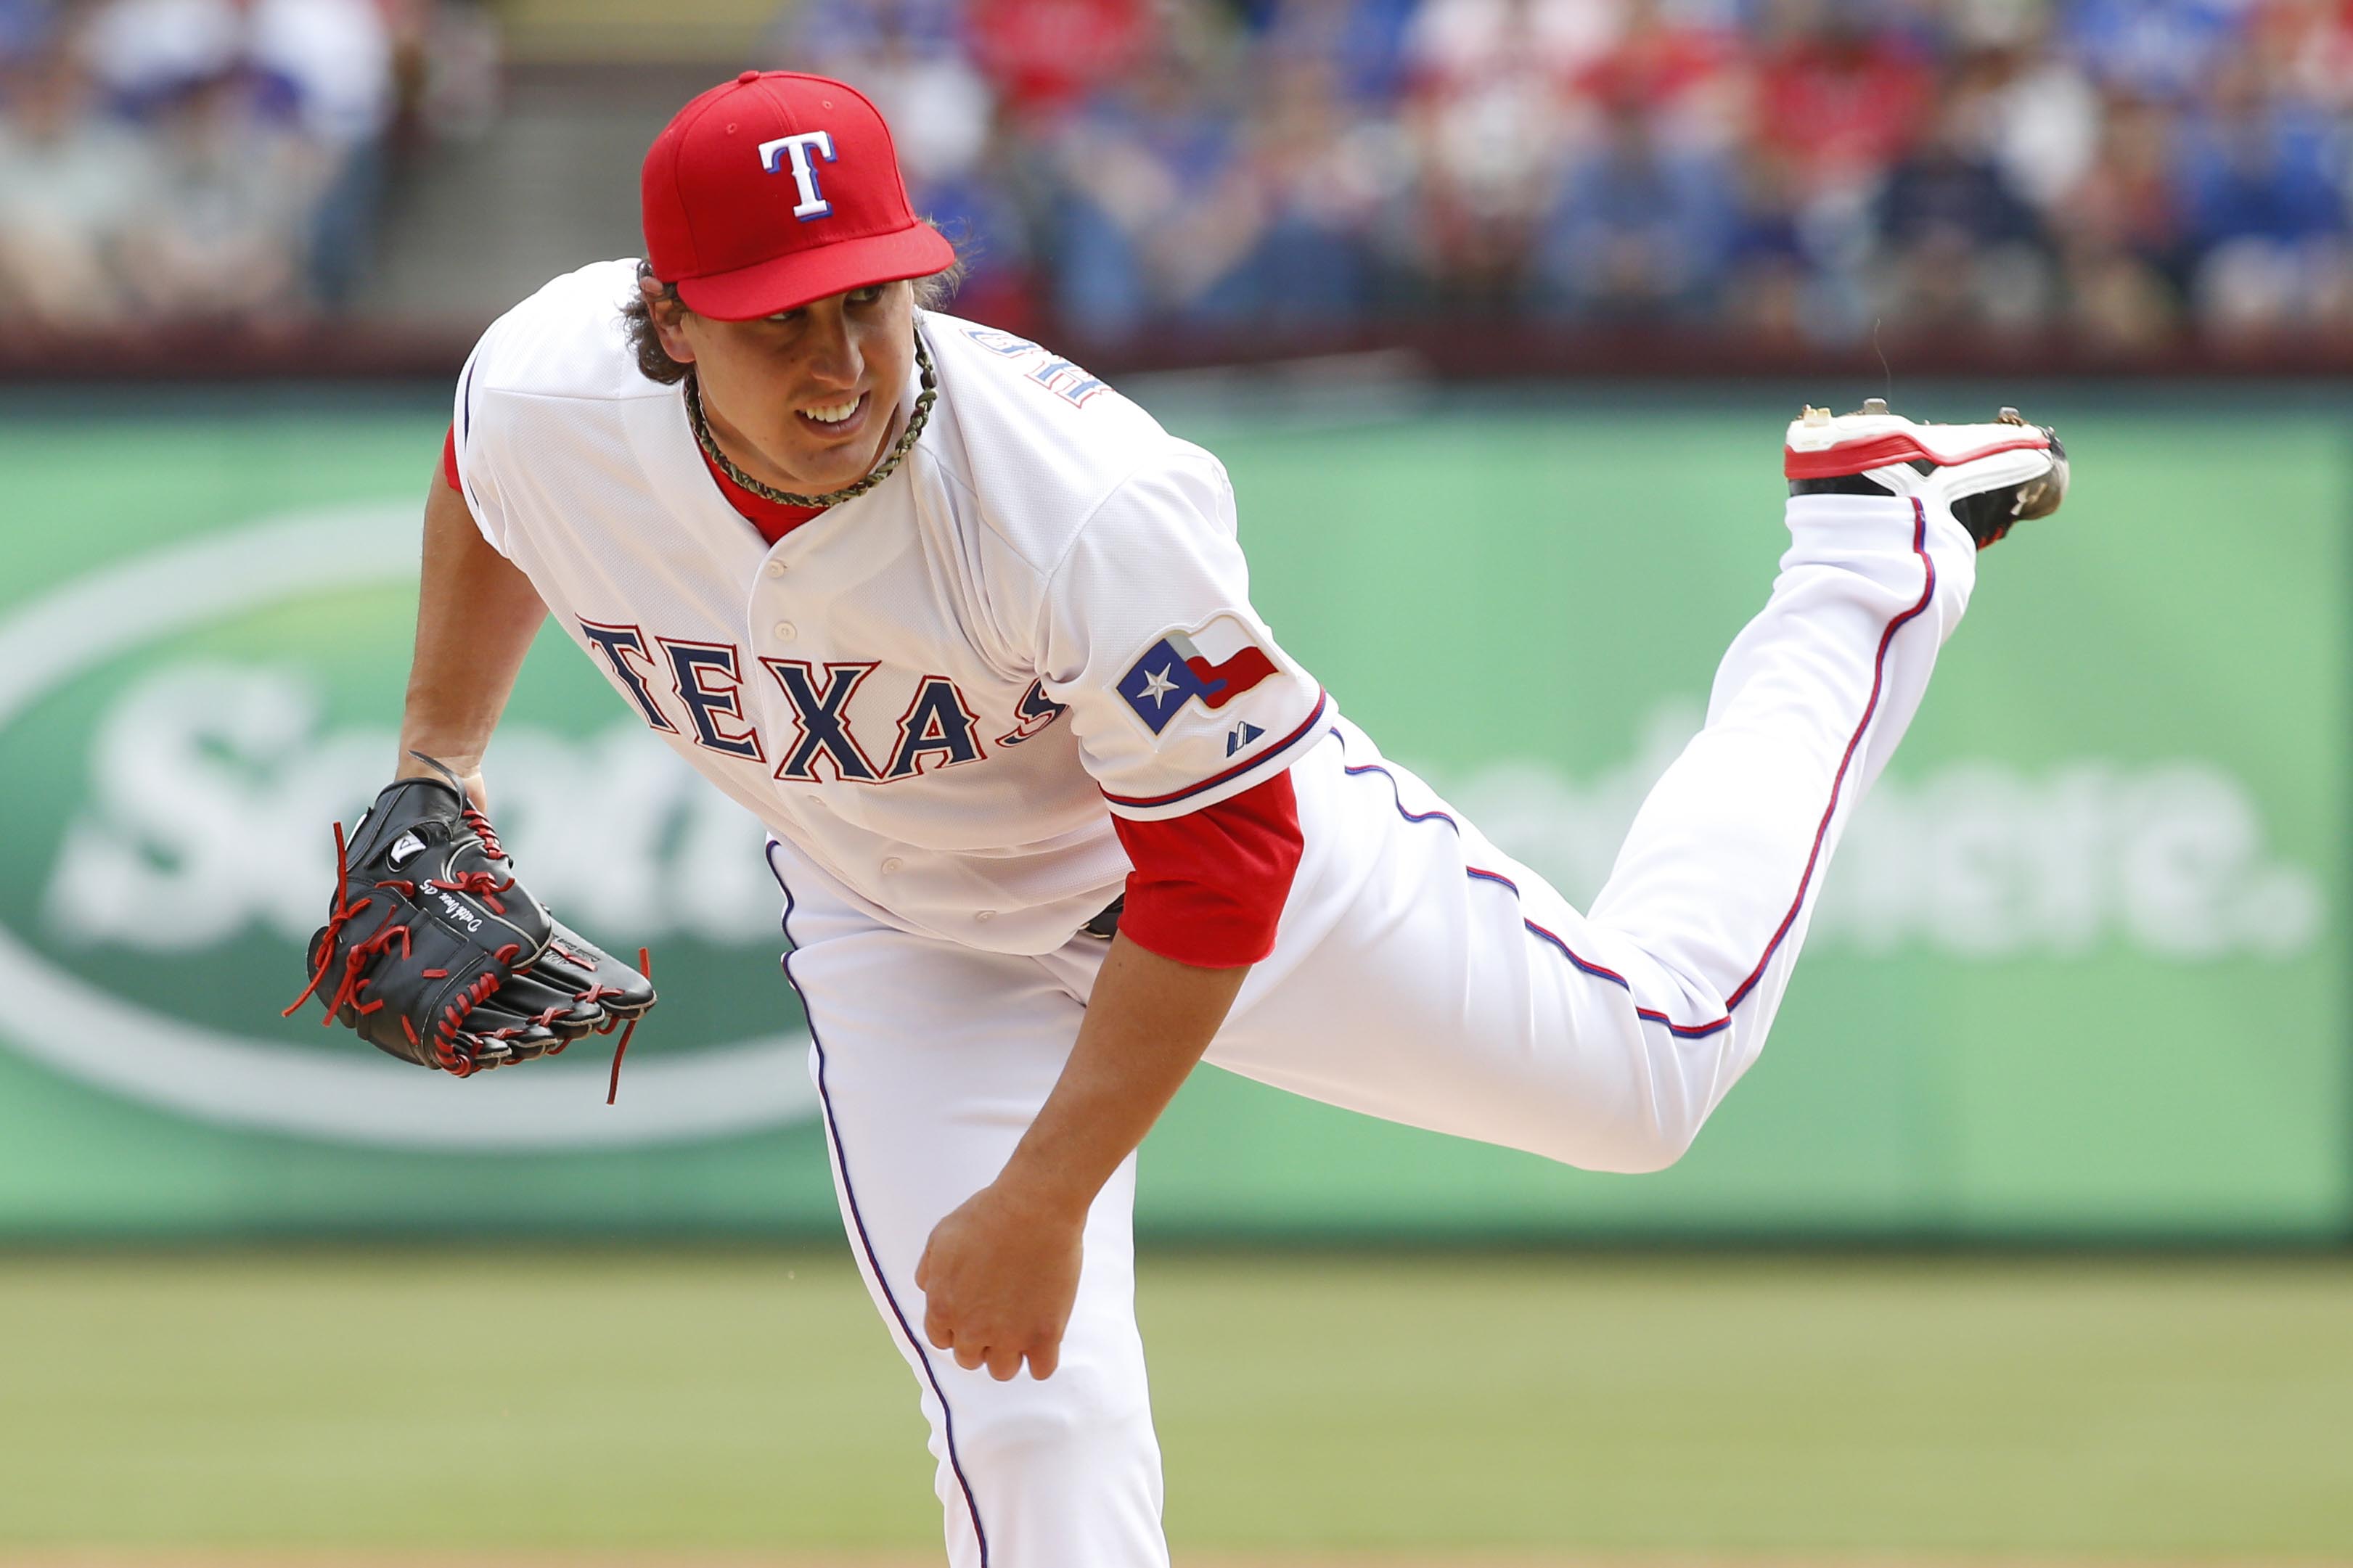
left=441, top=424, right=462, bottom=491
left=1110, top=769, right=1303, bottom=968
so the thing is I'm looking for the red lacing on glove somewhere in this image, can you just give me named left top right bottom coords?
left=462, top=803, right=508, bottom=861
left=283, top=821, right=401, bottom=1022
left=327, top=914, right=414, bottom=1020
left=432, top=961, right=525, bottom=1077
left=416, top=804, right=515, bottom=914
left=602, top=947, right=652, bottom=1107
left=290, top=818, right=650, bottom=1094
left=430, top=942, right=529, bottom=1074
left=430, top=869, right=515, bottom=916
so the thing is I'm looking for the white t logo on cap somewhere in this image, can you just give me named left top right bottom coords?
left=758, top=130, right=838, bottom=221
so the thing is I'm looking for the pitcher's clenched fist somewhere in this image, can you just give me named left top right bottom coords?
left=916, top=1181, right=1085, bottom=1382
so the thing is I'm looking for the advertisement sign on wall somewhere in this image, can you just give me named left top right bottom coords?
left=0, top=398, right=2341, bottom=1237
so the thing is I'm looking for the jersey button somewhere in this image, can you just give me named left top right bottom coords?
left=772, top=621, right=798, bottom=641
left=764, top=559, right=785, bottom=578
left=975, top=910, right=996, bottom=923
left=880, top=857, right=902, bottom=874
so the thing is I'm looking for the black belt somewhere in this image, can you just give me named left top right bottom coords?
left=1081, top=895, right=1124, bottom=940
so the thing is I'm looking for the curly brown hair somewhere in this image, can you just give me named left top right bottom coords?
left=621, top=237, right=969, bottom=385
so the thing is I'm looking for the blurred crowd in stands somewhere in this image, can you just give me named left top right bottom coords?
left=3, top=0, right=2350, bottom=354
left=784, top=0, right=2353, bottom=350
left=0, top=0, right=491, bottom=332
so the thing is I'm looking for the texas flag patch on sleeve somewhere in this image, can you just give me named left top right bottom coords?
left=1116, top=613, right=1282, bottom=735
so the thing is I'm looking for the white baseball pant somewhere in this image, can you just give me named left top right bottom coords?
left=765, top=491, right=1977, bottom=1566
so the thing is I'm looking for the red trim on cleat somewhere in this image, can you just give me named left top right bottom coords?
left=1784, top=431, right=2049, bottom=480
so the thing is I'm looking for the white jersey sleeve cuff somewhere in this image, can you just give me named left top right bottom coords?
left=447, top=344, right=518, bottom=560
left=1099, top=689, right=1330, bottom=821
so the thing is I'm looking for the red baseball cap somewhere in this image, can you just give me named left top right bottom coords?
left=641, top=70, right=956, bottom=321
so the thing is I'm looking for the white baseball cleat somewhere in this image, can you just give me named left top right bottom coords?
left=1785, top=398, right=2069, bottom=548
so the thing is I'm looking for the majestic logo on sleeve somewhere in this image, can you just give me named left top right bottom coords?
left=1116, top=615, right=1282, bottom=736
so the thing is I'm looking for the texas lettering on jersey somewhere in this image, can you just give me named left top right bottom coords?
left=576, top=621, right=1044, bottom=784
left=997, top=678, right=1070, bottom=747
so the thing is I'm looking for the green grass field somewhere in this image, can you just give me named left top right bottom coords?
left=0, top=1249, right=2346, bottom=1562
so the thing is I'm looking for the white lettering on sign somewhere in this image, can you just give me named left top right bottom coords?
left=43, top=676, right=2325, bottom=967
left=1442, top=702, right=2323, bottom=963
left=0, top=505, right=817, bottom=1152
left=43, top=664, right=779, bottom=951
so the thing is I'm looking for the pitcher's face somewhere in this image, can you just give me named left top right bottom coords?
left=651, top=277, right=916, bottom=496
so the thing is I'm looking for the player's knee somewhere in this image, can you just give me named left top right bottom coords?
left=1612, top=1118, right=1702, bottom=1173
left=1550, top=1107, right=1706, bottom=1175
left=952, top=1367, right=1149, bottom=1474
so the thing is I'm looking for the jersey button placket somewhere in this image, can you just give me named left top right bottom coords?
left=773, top=621, right=798, bottom=641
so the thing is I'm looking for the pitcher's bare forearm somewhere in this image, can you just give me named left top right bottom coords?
left=1002, top=935, right=1246, bottom=1218
left=397, top=474, right=547, bottom=798
left=914, top=936, right=1247, bottom=1379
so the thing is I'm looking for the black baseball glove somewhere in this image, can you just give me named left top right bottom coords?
left=285, top=759, right=655, bottom=1091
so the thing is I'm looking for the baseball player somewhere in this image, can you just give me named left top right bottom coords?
left=292, top=71, right=2068, bottom=1567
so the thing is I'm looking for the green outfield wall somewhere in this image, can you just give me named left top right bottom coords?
left=0, top=386, right=2343, bottom=1241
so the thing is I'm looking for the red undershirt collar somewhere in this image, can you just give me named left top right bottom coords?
left=695, top=440, right=829, bottom=545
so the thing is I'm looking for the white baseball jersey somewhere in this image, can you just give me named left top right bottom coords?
left=446, top=259, right=1328, bottom=956
left=445, top=258, right=1992, bottom=1568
